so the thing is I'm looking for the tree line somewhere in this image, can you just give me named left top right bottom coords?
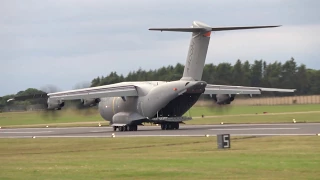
left=91, top=58, right=320, bottom=95
left=0, top=88, right=47, bottom=110
left=1, top=58, right=320, bottom=109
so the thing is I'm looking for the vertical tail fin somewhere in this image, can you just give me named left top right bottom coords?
left=149, top=21, right=280, bottom=81
left=181, top=21, right=211, bottom=81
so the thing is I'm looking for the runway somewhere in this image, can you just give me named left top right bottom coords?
left=1, top=123, right=320, bottom=138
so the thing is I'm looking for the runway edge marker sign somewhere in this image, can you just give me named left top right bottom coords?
left=217, top=134, right=231, bottom=149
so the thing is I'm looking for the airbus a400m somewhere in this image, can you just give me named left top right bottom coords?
left=7, top=21, right=295, bottom=131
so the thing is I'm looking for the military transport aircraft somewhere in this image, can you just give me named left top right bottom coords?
left=7, top=21, right=295, bottom=131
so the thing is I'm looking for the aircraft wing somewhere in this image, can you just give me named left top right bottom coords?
left=48, top=85, right=138, bottom=101
left=204, top=84, right=295, bottom=95
left=7, top=85, right=138, bottom=102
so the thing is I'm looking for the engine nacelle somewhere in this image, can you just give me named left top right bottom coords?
left=212, top=94, right=236, bottom=105
left=81, top=98, right=101, bottom=107
left=47, top=99, right=65, bottom=110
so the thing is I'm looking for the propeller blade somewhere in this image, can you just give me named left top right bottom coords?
left=206, top=94, right=233, bottom=115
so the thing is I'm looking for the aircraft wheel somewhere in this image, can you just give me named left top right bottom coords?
left=124, top=126, right=128, bottom=131
left=161, top=124, right=165, bottom=130
left=174, top=123, right=179, bottom=130
left=113, top=126, right=117, bottom=132
left=128, top=125, right=137, bottom=131
left=119, top=126, right=124, bottom=132
left=164, top=124, right=168, bottom=130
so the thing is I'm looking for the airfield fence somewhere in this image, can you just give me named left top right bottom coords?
left=196, top=95, right=320, bottom=106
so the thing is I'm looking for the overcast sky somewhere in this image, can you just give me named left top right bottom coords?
left=1, top=0, right=319, bottom=96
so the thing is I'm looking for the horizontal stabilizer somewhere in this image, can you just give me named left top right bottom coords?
left=149, top=27, right=204, bottom=32
left=211, top=25, right=281, bottom=31
left=149, top=21, right=280, bottom=33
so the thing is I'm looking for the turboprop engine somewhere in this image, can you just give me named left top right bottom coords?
left=47, top=99, right=65, bottom=110
left=212, top=94, right=236, bottom=105
left=81, top=98, right=101, bottom=107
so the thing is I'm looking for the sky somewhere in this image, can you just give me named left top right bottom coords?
left=1, top=0, right=319, bottom=96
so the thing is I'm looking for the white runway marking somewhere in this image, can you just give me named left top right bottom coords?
left=0, top=127, right=112, bottom=130
left=0, top=123, right=318, bottom=139
left=209, top=128, right=300, bottom=131
left=0, top=134, right=317, bottom=138
left=109, top=134, right=315, bottom=137
left=90, top=131, right=106, bottom=133
left=0, top=131, right=53, bottom=134
left=209, top=128, right=299, bottom=131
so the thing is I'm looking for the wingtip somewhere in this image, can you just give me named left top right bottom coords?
left=7, top=98, right=15, bottom=102
left=149, top=28, right=163, bottom=32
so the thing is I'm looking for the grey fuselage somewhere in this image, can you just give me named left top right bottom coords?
left=98, top=80, right=206, bottom=124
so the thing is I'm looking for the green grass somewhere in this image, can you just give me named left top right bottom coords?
left=0, top=136, right=320, bottom=180
left=187, top=104, right=320, bottom=117
left=0, top=104, right=319, bottom=127
left=187, top=112, right=320, bottom=124
left=185, top=104, right=320, bottom=124
left=0, top=109, right=102, bottom=127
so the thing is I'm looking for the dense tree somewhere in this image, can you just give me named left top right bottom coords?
left=280, top=57, right=297, bottom=89
left=214, top=63, right=233, bottom=84
left=296, top=64, right=308, bottom=95
left=202, top=63, right=216, bottom=83
left=242, top=60, right=251, bottom=86
left=308, top=69, right=320, bottom=95
left=250, top=60, right=263, bottom=87
left=0, top=94, right=15, bottom=109
left=91, top=77, right=101, bottom=87
left=232, top=60, right=244, bottom=86
left=86, top=58, right=319, bottom=96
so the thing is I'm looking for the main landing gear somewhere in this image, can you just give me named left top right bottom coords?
left=160, top=122, right=179, bottom=130
left=113, top=125, right=138, bottom=132
left=113, top=123, right=180, bottom=131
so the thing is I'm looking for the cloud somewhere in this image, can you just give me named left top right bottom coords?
left=208, top=24, right=320, bottom=63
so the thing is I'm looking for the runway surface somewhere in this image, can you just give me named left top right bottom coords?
left=1, top=123, right=320, bottom=138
